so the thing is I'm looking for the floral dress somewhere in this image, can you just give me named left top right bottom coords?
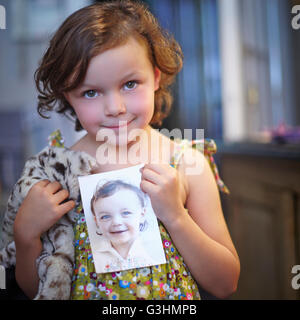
left=47, top=132, right=229, bottom=300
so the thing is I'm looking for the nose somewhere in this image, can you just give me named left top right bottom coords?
left=111, top=214, right=123, bottom=226
left=104, top=92, right=126, bottom=117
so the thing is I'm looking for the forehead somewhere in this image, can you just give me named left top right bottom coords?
left=94, top=188, right=142, bottom=209
left=66, top=35, right=154, bottom=90
left=96, top=34, right=153, bottom=66
left=84, top=37, right=153, bottom=79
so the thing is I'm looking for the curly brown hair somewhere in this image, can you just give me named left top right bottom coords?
left=34, top=0, right=183, bottom=131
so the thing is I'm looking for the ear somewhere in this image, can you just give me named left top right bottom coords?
left=141, top=207, right=146, bottom=217
left=94, top=216, right=102, bottom=235
left=154, top=67, right=161, bottom=91
left=139, top=207, right=146, bottom=223
left=63, top=92, right=70, bottom=102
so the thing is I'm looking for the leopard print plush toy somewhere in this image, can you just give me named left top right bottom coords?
left=0, top=144, right=96, bottom=299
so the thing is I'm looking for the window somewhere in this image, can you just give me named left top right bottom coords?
left=219, top=0, right=299, bottom=142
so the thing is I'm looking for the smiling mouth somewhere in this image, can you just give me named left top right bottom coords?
left=103, top=119, right=134, bottom=129
left=110, top=230, right=128, bottom=234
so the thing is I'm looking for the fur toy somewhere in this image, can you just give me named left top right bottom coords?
left=0, top=144, right=96, bottom=299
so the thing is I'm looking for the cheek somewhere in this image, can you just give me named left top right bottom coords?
left=99, top=221, right=110, bottom=233
left=74, top=104, right=100, bottom=125
left=127, top=218, right=141, bottom=233
left=77, top=110, right=94, bottom=123
left=129, top=91, right=154, bottom=116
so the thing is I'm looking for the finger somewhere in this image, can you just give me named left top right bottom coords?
left=35, top=179, right=51, bottom=187
left=30, top=179, right=51, bottom=194
left=57, top=200, right=76, bottom=217
left=141, top=168, right=164, bottom=186
left=140, top=179, right=160, bottom=195
left=143, top=163, right=171, bottom=175
left=46, top=181, right=63, bottom=194
left=53, top=188, right=70, bottom=204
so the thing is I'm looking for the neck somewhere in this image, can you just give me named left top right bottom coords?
left=81, top=125, right=174, bottom=172
left=112, top=240, right=135, bottom=259
left=89, top=125, right=154, bottom=167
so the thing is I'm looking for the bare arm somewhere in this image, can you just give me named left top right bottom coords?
left=141, top=150, right=240, bottom=299
left=14, top=235, right=42, bottom=299
left=165, top=209, right=240, bottom=298
left=167, top=150, right=240, bottom=298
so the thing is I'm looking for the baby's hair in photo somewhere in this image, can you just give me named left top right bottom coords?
left=91, top=179, right=148, bottom=234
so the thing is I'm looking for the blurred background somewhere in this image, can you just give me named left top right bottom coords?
left=0, top=0, right=300, bottom=299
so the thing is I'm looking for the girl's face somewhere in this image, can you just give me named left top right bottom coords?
left=93, top=189, right=145, bottom=247
left=65, top=37, right=161, bottom=146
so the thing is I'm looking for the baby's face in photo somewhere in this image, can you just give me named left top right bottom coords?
left=93, top=189, right=145, bottom=246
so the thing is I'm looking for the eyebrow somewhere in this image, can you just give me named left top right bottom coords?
left=98, top=211, right=111, bottom=215
left=97, top=207, right=130, bottom=214
left=80, top=71, right=144, bottom=89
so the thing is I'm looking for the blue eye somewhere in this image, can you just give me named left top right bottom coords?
left=124, top=81, right=137, bottom=91
left=83, top=90, right=99, bottom=99
left=122, top=211, right=132, bottom=216
left=100, top=214, right=111, bottom=220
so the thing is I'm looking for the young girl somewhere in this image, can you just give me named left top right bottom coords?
left=90, top=179, right=156, bottom=272
left=4, top=0, right=240, bottom=300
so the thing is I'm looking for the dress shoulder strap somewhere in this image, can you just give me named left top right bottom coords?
left=171, top=138, right=230, bottom=194
left=48, top=129, right=65, bottom=148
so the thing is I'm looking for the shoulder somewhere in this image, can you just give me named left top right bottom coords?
left=178, top=143, right=223, bottom=214
left=149, top=128, right=176, bottom=162
left=176, top=139, right=227, bottom=196
left=177, top=142, right=206, bottom=176
left=69, top=134, right=88, bottom=152
left=178, top=143, right=233, bottom=247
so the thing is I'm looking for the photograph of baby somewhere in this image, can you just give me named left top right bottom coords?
left=78, top=164, right=166, bottom=273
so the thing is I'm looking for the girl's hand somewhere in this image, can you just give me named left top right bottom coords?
left=14, top=180, right=75, bottom=243
left=140, top=164, right=187, bottom=226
